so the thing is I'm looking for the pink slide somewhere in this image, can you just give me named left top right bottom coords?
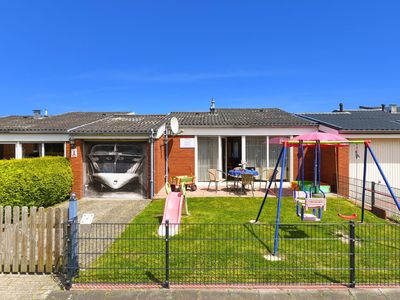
left=158, top=192, right=184, bottom=236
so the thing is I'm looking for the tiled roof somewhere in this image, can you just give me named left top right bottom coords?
left=171, top=108, right=316, bottom=127
left=69, top=114, right=167, bottom=134
left=0, top=112, right=122, bottom=133
left=300, top=111, right=400, bottom=132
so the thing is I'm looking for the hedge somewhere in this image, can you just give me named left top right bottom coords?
left=0, top=157, right=73, bottom=207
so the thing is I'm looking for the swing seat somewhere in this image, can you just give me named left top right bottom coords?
left=304, top=197, right=326, bottom=211
left=338, top=213, right=357, bottom=220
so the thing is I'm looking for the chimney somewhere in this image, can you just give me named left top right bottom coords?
left=339, top=103, right=344, bottom=112
left=33, top=109, right=41, bottom=119
left=389, top=104, right=398, bottom=113
left=381, top=104, right=386, bottom=111
left=44, top=109, right=48, bottom=117
left=210, top=98, right=216, bottom=114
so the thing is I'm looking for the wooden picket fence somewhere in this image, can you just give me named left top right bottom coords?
left=0, top=206, right=68, bottom=274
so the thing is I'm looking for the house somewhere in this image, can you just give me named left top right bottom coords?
left=0, top=104, right=318, bottom=199
left=299, top=104, right=400, bottom=190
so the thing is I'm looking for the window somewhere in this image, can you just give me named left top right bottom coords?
left=269, top=136, right=289, bottom=180
left=0, top=144, right=15, bottom=159
left=22, top=143, right=41, bottom=158
left=198, top=137, right=218, bottom=181
left=246, top=136, right=267, bottom=170
left=44, top=143, right=64, bottom=156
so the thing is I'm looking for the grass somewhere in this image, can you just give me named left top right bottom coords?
left=76, top=196, right=400, bottom=286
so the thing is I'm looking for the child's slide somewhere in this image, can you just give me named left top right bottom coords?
left=158, top=191, right=184, bottom=236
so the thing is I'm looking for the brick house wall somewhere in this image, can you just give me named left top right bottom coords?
left=154, top=137, right=166, bottom=195
left=167, top=135, right=195, bottom=179
left=66, top=140, right=84, bottom=199
left=153, top=135, right=195, bottom=195
left=293, top=145, right=349, bottom=193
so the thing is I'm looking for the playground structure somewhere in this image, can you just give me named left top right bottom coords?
left=158, top=183, right=189, bottom=236
left=251, top=131, right=400, bottom=256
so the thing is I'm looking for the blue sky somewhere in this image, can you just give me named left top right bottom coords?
left=1, top=1, right=400, bottom=116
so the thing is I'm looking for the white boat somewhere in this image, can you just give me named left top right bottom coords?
left=88, top=144, right=144, bottom=190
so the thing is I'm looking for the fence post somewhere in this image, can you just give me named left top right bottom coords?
left=349, top=221, right=356, bottom=288
left=371, top=181, right=376, bottom=208
left=163, top=219, right=170, bottom=289
left=65, top=193, right=78, bottom=290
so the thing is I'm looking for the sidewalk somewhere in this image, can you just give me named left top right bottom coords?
left=0, top=274, right=60, bottom=300
left=47, top=288, right=400, bottom=300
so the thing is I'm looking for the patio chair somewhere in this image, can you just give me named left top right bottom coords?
left=258, top=168, right=278, bottom=191
left=207, top=169, right=226, bottom=191
left=241, top=174, right=255, bottom=196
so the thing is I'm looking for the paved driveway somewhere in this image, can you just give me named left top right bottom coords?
left=56, top=198, right=150, bottom=223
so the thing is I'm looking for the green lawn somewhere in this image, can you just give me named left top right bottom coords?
left=76, top=196, right=400, bottom=286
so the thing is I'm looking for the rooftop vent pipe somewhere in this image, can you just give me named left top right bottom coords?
left=33, top=109, right=41, bottom=119
left=339, top=103, right=344, bottom=112
left=210, top=98, right=216, bottom=114
left=381, top=104, right=386, bottom=111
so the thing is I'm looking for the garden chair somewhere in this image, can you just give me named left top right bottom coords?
left=258, top=168, right=278, bottom=191
left=207, top=169, right=226, bottom=191
left=241, top=174, right=255, bottom=196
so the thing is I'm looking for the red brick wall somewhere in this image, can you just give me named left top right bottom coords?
left=66, top=140, right=84, bottom=199
left=337, top=146, right=349, bottom=196
left=293, top=145, right=349, bottom=193
left=167, top=136, right=195, bottom=179
left=154, top=137, right=166, bottom=195
left=153, top=135, right=195, bottom=195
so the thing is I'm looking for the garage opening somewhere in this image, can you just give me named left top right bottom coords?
left=84, top=142, right=147, bottom=199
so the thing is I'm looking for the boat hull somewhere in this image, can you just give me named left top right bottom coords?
left=93, top=173, right=138, bottom=190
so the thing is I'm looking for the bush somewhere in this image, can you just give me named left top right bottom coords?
left=0, top=157, right=73, bottom=207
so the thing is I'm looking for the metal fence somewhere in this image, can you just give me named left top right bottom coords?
left=62, top=221, right=400, bottom=288
left=337, top=175, right=400, bottom=219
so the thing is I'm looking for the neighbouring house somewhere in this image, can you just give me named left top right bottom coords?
left=299, top=103, right=400, bottom=190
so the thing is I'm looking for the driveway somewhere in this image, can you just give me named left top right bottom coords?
left=57, top=198, right=151, bottom=266
left=56, top=197, right=150, bottom=223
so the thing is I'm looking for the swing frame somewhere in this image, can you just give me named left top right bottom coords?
left=251, top=139, right=400, bottom=256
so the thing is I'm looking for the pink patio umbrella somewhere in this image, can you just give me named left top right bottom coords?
left=290, top=131, right=348, bottom=146
left=264, top=136, right=289, bottom=144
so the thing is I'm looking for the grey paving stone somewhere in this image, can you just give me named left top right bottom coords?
left=170, top=290, right=200, bottom=300
left=349, top=288, right=386, bottom=300
left=286, top=289, right=325, bottom=300
left=378, top=288, right=400, bottom=300
left=259, top=289, right=292, bottom=300
left=319, top=289, right=353, bottom=300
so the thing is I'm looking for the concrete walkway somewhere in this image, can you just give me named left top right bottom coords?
left=56, top=197, right=150, bottom=223
left=47, top=288, right=400, bottom=300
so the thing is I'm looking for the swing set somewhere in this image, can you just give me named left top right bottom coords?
left=250, top=131, right=400, bottom=256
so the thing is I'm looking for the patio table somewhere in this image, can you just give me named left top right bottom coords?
left=228, top=169, right=259, bottom=177
left=228, top=169, right=259, bottom=192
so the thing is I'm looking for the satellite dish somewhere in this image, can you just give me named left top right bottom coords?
left=157, top=123, right=166, bottom=138
left=170, top=117, right=180, bottom=135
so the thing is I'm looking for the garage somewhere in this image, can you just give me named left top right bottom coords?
left=83, top=141, right=148, bottom=199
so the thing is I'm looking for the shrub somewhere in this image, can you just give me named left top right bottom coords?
left=0, top=157, right=73, bottom=207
